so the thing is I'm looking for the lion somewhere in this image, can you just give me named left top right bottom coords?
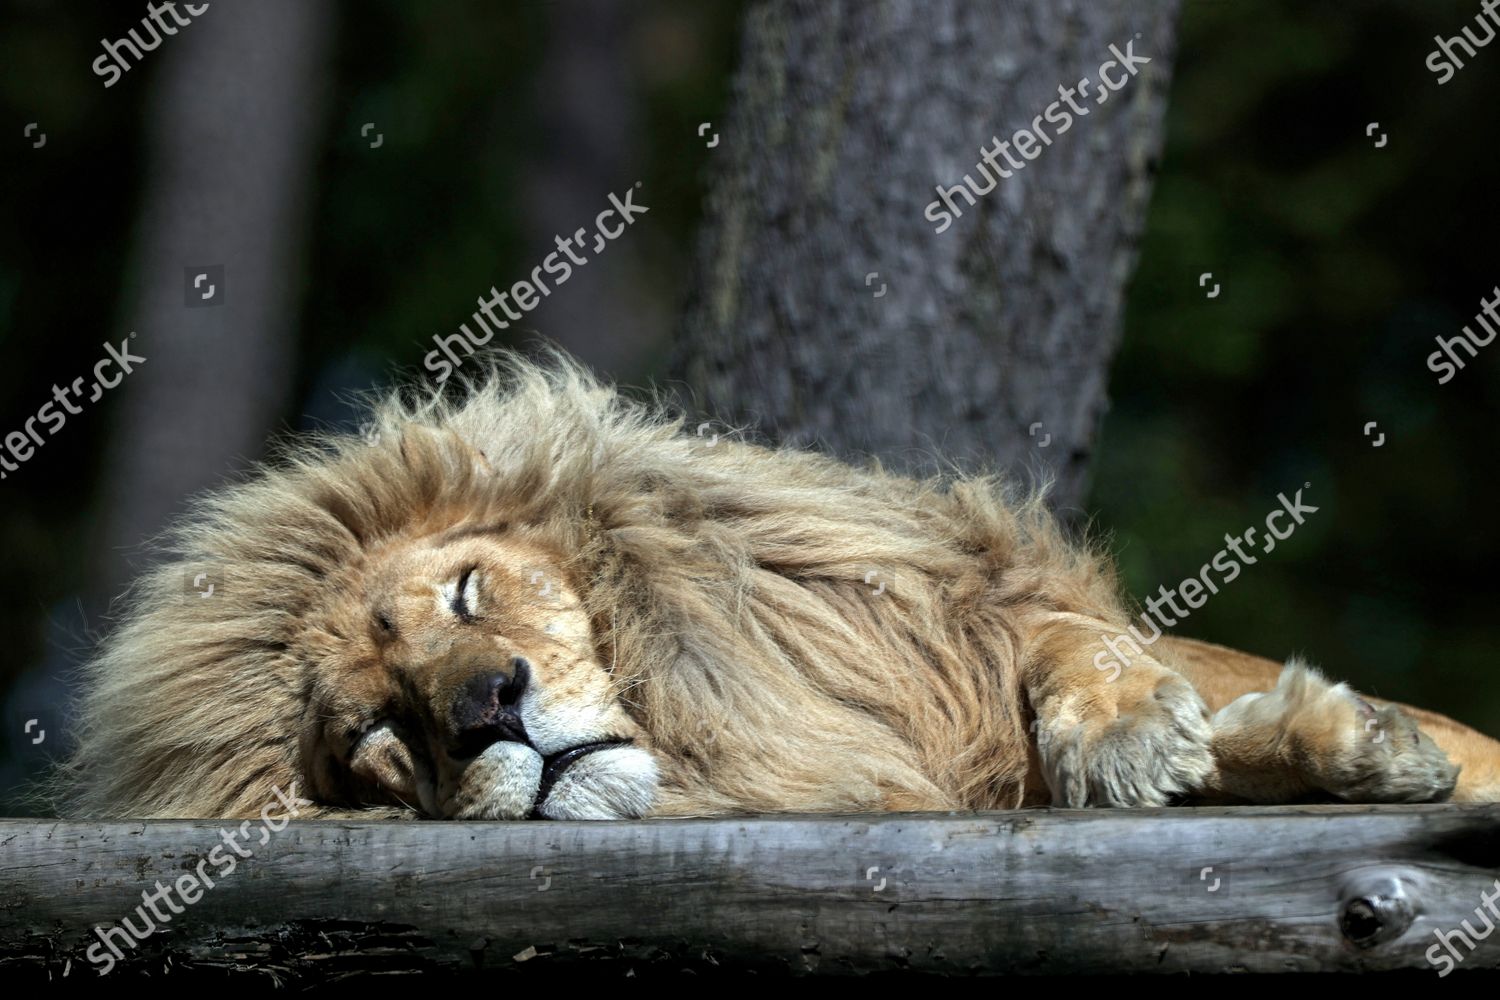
left=55, top=352, right=1500, bottom=820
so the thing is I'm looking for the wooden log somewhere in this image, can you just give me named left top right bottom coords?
left=2, top=805, right=1498, bottom=980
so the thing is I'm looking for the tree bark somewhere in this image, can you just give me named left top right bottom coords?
left=673, top=0, right=1180, bottom=512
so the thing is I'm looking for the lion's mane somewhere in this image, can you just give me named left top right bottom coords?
left=56, top=352, right=1126, bottom=818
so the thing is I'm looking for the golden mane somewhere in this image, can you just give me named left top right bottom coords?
left=57, top=351, right=1127, bottom=818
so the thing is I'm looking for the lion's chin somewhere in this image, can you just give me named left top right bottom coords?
left=440, top=741, right=659, bottom=820
left=534, top=745, right=660, bottom=820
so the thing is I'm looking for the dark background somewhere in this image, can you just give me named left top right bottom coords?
left=1, top=0, right=1497, bottom=813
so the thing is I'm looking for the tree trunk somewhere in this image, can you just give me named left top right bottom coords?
left=673, top=0, right=1180, bottom=511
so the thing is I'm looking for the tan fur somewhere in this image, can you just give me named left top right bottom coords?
left=1160, top=636, right=1500, bottom=803
left=53, top=352, right=1500, bottom=818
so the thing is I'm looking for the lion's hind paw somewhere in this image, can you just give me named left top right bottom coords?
left=1213, top=660, right=1460, bottom=804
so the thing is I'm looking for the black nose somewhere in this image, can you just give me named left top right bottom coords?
left=450, top=658, right=532, bottom=757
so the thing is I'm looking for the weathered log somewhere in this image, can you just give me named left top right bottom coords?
left=2, top=805, right=1498, bottom=980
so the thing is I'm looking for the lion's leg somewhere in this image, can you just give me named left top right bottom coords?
left=1198, top=660, right=1460, bottom=803
left=1159, top=636, right=1500, bottom=803
left=1022, top=614, right=1214, bottom=806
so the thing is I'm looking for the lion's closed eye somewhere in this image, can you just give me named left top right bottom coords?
left=446, top=565, right=480, bottom=623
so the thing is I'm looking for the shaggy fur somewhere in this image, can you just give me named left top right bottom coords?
left=54, top=352, right=1500, bottom=818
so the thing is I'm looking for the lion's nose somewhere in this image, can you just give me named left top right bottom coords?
left=449, top=657, right=532, bottom=757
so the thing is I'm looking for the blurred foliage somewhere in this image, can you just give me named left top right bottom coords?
left=1095, top=0, right=1500, bottom=731
left=0, top=0, right=1496, bottom=809
left=297, top=0, right=739, bottom=419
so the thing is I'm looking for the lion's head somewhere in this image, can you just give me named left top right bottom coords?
left=55, top=355, right=680, bottom=820
left=302, top=526, right=657, bottom=819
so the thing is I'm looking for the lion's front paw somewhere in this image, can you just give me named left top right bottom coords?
left=1038, top=674, right=1214, bottom=807
left=440, top=741, right=543, bottom=819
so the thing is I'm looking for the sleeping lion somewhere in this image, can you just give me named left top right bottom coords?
left=58, top=353, right=1500, bottom=819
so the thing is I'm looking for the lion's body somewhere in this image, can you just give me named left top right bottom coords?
left=57, top=355, right=1500, bottom=819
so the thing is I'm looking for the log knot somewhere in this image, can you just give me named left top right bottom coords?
left=1338, top=870, right=1419, bottom=949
